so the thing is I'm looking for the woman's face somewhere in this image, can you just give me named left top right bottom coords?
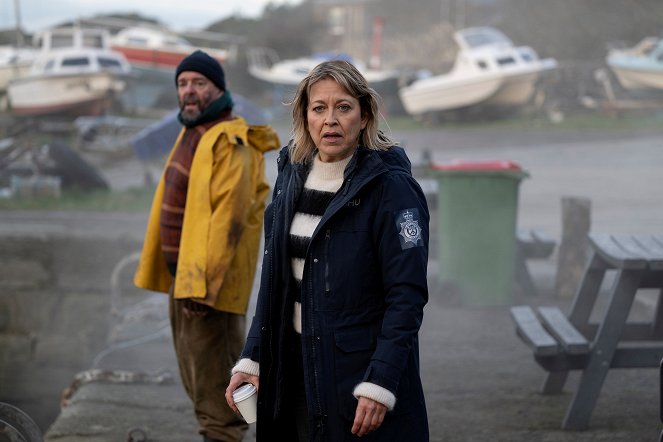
left=306, top=78, right=367, bottom=163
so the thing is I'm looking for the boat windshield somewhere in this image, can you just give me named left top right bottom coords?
left=61, top=57, right=90, bottom=67
left=98, top=57, right=124, bottom=70
left=462, top=29, right=512, bottom=49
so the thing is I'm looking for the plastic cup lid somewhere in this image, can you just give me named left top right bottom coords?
left=232, top=383, right=257, bottom=402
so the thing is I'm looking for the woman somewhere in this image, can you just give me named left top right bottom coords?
left=226, top=60, right=429, bottom=441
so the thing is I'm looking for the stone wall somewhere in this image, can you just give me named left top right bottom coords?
left=0, top=233, right=143, bottom=433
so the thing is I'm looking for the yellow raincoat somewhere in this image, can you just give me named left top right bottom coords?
left=134, top=116, right=280, bottom=314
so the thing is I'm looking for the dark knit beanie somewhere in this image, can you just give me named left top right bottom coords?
left=175, top=50, right=226, bottom=91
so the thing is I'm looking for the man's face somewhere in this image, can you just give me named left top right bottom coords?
left=177, top=71, right=223, bottom=124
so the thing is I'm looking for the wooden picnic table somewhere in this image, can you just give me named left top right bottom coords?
left=511, top=233, right=663, bottom=430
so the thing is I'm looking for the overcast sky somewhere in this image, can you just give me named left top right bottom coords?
left=1, top=0, right=303, bottom=33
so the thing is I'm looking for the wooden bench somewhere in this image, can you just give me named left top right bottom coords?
left=511, top=233, right=663, bottom=430
left=512, top=306, right=589, bottom=355
left=511, top=305, right=590, bottom=367
left=515, top=229, right=556, bottom=296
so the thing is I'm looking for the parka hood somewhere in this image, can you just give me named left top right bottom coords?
left=370, top=145, right=412, bottom=174
left=345, top=145, right=412, bottom=186
left=274, top=143, right=412, bottom=182
left=224, top=116, right=280, bottom=154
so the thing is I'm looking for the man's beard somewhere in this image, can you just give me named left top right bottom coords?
left=179, top=97, right=202, bottom=125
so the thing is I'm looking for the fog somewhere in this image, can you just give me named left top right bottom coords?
left=1, top=0, right=663, bottom=440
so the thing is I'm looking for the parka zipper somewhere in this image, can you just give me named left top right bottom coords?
left=267, top=186, right=280, bottom=416
left=306, top=260, right=324, bottom=420
left=324, top=229, right=331, bottom=292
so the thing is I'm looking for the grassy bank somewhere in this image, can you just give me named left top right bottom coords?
left=0, top=186, right=155, bottom=212
left=381, top=109, right=663, bottom=132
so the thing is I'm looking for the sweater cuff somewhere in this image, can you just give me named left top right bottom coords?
left=352, top=382, right=396, bottom=410
left=231, top=358, right=260, bottom=376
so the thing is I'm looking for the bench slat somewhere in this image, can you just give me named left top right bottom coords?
left=614, top=234, right=663, bottom=267
left=630, top=235, right=663, bottom=270
left=517, top=229, right=556, bottom=259
left=537, top=306, right=589, bottom=355
left=510, top=306, right=559, bottom=356
left=589, top=234, right=648, bottom=269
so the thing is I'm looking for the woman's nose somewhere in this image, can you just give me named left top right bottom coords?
left=324, top=110, right=337, bottom=125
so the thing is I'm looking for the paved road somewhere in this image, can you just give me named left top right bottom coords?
left=104, top=123, right=663, bottom=237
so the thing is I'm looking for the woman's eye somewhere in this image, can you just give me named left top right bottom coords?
left=312, top=106, right=324, bottom=113
left=338, top=104, right=351, bottom=112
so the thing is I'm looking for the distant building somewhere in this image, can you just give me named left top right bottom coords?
left=310, top=0, right=376, bottom=60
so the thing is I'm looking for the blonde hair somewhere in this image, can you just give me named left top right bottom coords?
left=288, top=60, right=394, bottom=164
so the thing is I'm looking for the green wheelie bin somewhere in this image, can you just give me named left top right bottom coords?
left=430, top=160, right=529, bottom=305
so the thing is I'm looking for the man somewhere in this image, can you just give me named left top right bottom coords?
left=134, top=50, right=280, bottom=442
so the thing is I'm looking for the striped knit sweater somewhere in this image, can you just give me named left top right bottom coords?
left=159, top=113, right=232, bottom=276
left=289, top=155, right=350, bottom=333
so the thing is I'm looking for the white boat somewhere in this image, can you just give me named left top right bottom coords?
left=247, top=48, right=399, bottom=87
left=0, top=46, right=36, bottom=92
left=606, top=36, right=663, bottom=92
left=7, top=27, right=132, bottom=118
left=398, top=27, right=557, bottom=117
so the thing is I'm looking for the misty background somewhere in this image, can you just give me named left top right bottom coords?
left=3, top=0, right=663, bottom=112
left=1, top=0, right=663, bottom=439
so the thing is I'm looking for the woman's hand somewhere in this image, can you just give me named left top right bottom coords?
left=225, top=372, right=259, bottom=415
left=351, top=396, right=387, bottom=437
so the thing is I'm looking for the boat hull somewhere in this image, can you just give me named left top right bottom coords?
left=606, top=36, right=663, bottom=92
left=249, top=63, right=397, bottom=88
left=112, top=45, right=227, bottom=76
left=399, top=74, right=501, bottom=114
left=608, top=64, right=663, bottom=91
left=483, top=70, right=540, bottom=106
left=0, top=63, right=31, bottom=92
left=7, top=72, right=125, bottom=117
left=247, top=48, right=399, bottom=88
left=399, top=68, right=544, bottom=115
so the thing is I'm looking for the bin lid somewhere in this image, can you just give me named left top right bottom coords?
left=431, top=160, right=522, bottom=171
left=430, top=159, right=529, bottom=179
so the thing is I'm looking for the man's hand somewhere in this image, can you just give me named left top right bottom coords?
left=351, top=396, right=387, bottom=437
left=180, top=298, right=209, bottom=318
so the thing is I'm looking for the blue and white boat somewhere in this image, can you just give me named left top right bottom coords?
left=607, top=35, right=663, bottom=92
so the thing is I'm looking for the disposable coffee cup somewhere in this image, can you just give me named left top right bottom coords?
left=232, top=383, right=257, bottom=424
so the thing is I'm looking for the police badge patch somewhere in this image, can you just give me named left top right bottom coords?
left=395, top=208, right=423, bottom=250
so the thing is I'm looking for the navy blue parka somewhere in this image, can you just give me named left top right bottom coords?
left=241, top=143, right=430, bottom=441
